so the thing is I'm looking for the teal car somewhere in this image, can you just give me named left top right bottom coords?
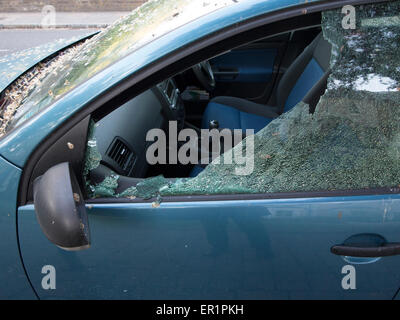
left=1, top=0, right=400, bottom=299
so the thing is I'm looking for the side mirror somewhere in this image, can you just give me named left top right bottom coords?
left=33, top=162, right=90, bottom=251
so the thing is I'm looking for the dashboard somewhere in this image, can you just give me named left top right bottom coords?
left=94, top=78, right=183, bottom=178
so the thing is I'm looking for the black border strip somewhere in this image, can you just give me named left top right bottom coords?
left=84, top=186, right=400, bottom=205
left=17, top=0, right=392, bottom=206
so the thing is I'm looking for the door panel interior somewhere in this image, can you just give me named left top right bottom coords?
left=210, top=35, right=287, bottom=101
left=209, top=28, right=321, bottom=103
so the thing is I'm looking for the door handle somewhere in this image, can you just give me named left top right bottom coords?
left=331, top=233, right=400, bottom=258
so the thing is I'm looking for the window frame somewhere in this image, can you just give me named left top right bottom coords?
left=17, top=0, right=395, bottom=206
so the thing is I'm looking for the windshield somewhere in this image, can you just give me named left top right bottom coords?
left=0, top=0, right=236, bottom=138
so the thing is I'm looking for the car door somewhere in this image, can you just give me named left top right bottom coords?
left=0, top=156, right=36, bottom=299
left=14, top=0, right=400, bottom=300
left=17, top=188, right=400, bottom=299
left=209, top=28, right=320, bottom=103
left=210, top=37, right=283, bottom=101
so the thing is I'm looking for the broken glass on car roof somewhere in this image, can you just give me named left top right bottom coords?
left=85, top=1, right=400, bottom=200
left=0, top=0, right=238, bottom=138
left=0, top=41, right=88, bottom=138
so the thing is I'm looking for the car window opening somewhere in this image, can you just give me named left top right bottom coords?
left=83, top=1, right=400, bottom=201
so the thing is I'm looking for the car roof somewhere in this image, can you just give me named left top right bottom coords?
left=0, top=32, right=96, bottom=95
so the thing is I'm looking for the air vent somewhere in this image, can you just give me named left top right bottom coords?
left=107, top=137, right=135, bottom=173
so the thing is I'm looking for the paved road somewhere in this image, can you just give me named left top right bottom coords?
left=0, top=29, right=99, bottom=57
left=0, top=12, right=128, bottom=28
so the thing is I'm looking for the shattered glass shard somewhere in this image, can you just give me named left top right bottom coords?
left=323, top=1, right=400, bottom=93
left=117, top=186, right=138, bottom=198
left=90, top=174, right=120, bottom=198
left=0, top=40, right=88, bottom=138
left=82, top=120, right=121, bottom=198
left=120, top=175, right=172, bottom=200
left=83, top=120, right=102, bottom=177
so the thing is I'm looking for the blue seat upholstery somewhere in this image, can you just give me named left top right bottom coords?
left=202, top=56, right=325, bottom=134
left=192, top=33, right=331, bottom=176
left=190, top=165, right=205, bottom=177
left=202, top=102, right=274, bottom=133
left=282, top=57, right=324, bottom=112
left=202, top=33, right=331, bottom=131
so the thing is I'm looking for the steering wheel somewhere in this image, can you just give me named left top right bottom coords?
left=192, top=61, right=216, bottom=92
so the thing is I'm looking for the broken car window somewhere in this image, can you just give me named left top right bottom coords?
left=84, top=1, right=400, bottom=200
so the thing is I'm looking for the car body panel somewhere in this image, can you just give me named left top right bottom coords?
left=0, top=0, right=325, bottom=167
left=0, top=156, right=35, bottom=299
left=18, top=194, right=400, bottom=299
left=1, top=0, right=397, bottom=300
left=0, top=32, right=95, bottom=94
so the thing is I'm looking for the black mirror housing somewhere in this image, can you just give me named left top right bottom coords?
left=33, top=162, right=90, bottom=251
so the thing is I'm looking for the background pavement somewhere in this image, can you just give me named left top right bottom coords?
left=0, top=11, right=130, bottom=29
left=0, top=28, right=98, bottom=57
left=0, top=0, right=144, bottom=12
left=0, top=11, right=132, bottom=57
left=0, top=1, right=146, bottom=58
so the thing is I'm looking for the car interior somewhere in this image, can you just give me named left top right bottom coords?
left=86, top=24, right=332, bottom=195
